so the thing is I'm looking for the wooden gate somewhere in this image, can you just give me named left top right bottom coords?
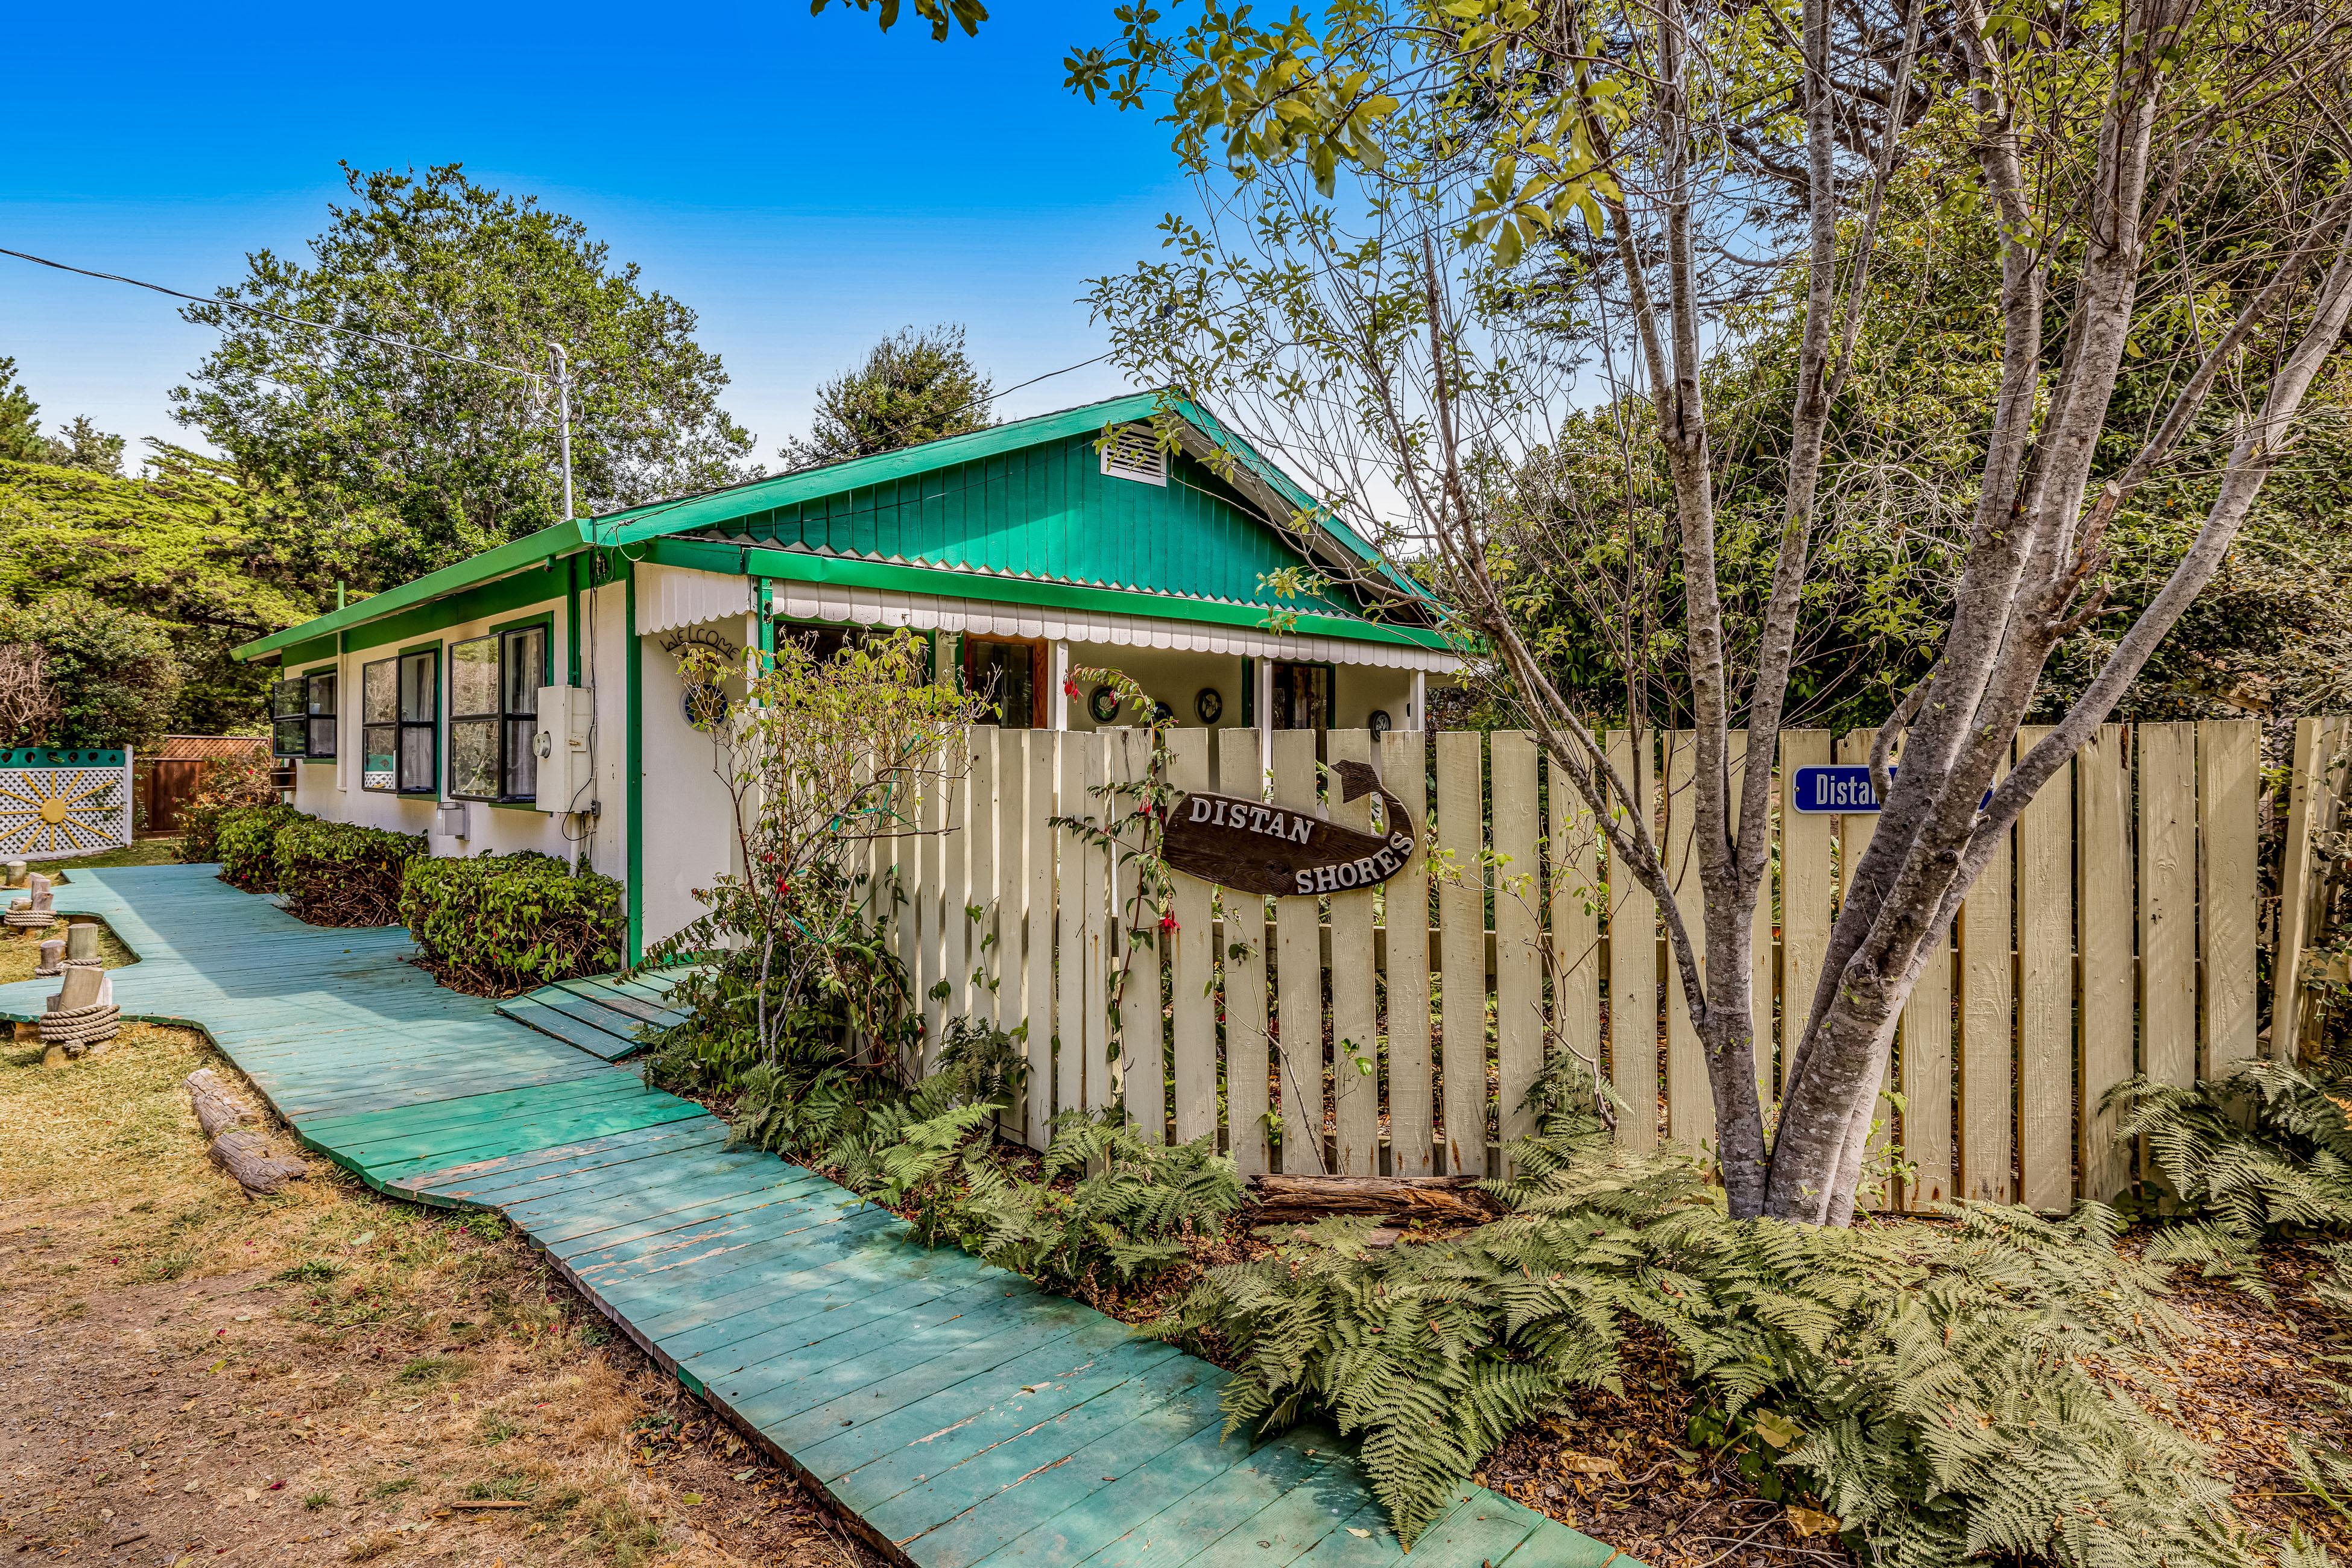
left=879, top=721, right=2266, bottom=1212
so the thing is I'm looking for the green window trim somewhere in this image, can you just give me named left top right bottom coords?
left=446, top=620, right=551, bottom=804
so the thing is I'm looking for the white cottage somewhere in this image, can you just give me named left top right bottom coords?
left=236, top=394, right=1463, bottom=957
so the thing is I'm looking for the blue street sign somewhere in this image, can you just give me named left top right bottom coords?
left=1791, top=763, right=1885, bottom=814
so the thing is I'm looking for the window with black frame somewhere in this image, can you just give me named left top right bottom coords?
left=305, top=671, right=338, bottom=759
left=270, top=677, right=306, bottom=758
left=360, top=650, right=438, bottom=793
left=361, top=659, right=399, bottom=790
left=447, top=627, right=546, bottom=801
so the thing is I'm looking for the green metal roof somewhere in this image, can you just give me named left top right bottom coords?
left=236, top=393, right=1443, bottom=663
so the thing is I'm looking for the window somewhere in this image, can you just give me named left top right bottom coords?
left=447, top=626, right=546, bottom=800
left=361, top=650, right=438, bottom=793
left=1271, top=661, right=1332, bottom=734
left=304, top=671, right=338, bottom=759
left=964, top=637, right=1042, bottom=729
left=270, top=678, right=305, bottom=759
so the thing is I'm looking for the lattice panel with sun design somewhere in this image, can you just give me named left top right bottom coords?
left=0, top=765, right=131, bottom=858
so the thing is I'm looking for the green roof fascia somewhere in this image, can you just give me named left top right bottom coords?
left=232, top=519, right=590, bottom=663
left=592, top=393, right=1173, bottom=548
left=649, top=536, right=1455, bottom=653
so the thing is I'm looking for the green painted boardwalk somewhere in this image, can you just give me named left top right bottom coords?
left=1, top=867, right=1628, bottom=1568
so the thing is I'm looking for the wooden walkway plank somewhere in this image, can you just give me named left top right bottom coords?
left=0, top=865, right=1631, bottom=1568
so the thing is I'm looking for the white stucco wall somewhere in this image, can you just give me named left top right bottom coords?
left=636, top=618, right=744, bottom=950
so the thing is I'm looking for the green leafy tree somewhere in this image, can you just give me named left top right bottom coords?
left=0, top=442, right=320, bottom=733
left=41, top=416, right=125, bottom=475
left=809, top=0, right=987, bottom=43
left=1076, top=0, right=2352, bottom=1224
left=0, top=357, right=45, bottom=464
left=0, top=588, right=180, bottom=748
left=172, top=163, right=757, bottom=586
left=781, top=325, right=994, bottom=470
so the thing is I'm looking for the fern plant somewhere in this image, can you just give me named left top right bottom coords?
left=1153, top=1116, right=2262, bottom=1566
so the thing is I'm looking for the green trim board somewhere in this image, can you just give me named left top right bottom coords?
left=236, top=519, right=587, bottom=662
left=0, top=867, right=1633, bottom=1568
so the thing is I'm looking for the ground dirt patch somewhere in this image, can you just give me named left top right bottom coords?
left=0, top=1010, right=882, bottom=1567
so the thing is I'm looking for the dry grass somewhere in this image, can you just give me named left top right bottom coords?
left=0, top=917, right=134, bottom=987
left=0, top=1014, right=882, bottom=1567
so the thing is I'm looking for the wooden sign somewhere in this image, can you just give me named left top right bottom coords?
left=1162, top=759, right=1417, bottom=897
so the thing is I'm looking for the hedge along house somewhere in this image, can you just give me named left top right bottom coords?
left=233, top=393, right=1463, bottom=958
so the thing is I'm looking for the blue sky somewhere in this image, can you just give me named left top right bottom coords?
left=0, top=0, right=1185, bottom=466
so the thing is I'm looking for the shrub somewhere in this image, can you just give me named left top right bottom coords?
left=215, top=803, right=304, bottom=891
left=275, top=818, right=425, bottom=927
left=400, top=851, right=624, bottom=996
left=176, top=753, right=279, bottom=863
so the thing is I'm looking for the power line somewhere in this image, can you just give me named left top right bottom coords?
left=0, top=244, right=546, bottom=384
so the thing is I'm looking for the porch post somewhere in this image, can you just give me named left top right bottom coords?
left=1051, top=640, right=1072, bottom=730
left=1256, top=658, right=1275, bottom=787
left=1411, top=669, right=1426, bottom=730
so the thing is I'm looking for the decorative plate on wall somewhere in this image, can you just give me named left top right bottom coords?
left=1368, top=709, right=1393, bottom=738
left=1089, top=684, right=1124, bottom=724
left=1195, top=687, right=1223, bottom=724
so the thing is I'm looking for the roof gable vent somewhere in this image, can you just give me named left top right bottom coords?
left=1100, top=425, right=1169, bottom=487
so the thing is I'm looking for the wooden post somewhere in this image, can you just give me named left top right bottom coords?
left=1219, top=732, right=1272, bottom=1174
left=1437, top=729, right=1488, bottom=1174
left=1605, top=729, right=1658, bottom=1152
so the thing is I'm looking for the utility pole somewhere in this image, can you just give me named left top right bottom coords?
left=548, top=343, right=576, bottom=521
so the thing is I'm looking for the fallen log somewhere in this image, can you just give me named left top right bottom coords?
left=207, top=1128, right=308, bottom=1195
left=185, top=1069, right=251, bottom=1140
left=1245, top=1174, right=1504, bottom=1227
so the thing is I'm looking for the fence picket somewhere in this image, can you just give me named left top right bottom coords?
left=1547, top=750, right=1602, bottom=1136
left=1606, top=729, right=1658, bottom=1152
left=1959, top=741, right=2015, bottom=1203
left=1662, top=731, right=1709, bottom=1148
left=2017, top=724, right=2073, bottom=1212
left=920, top=760, right=949, bottom=1070
left=966, top=730, right=995, bottom=1032
left=1329, top=729, right=1383, bottom=1174
left=1272, top=730, right=1326, bottom=1172
left=1491, top=732, right=1544, bottom=1162
left=1438, top=729, right=1489, bottom=1173
left=1055, top=735, right=1090, bottom=1119
left=2138, top=722, right=2197, bottom=1089
left=1023, top=733, right=1056, bottom=1149
left=1778, top=730, right=1835, bottom=1098
left=940, top=744, right=971, bottom=1034
left=2078, top=724, right=2134, bottom=1207
left=1896, top=733, right=1955, bottom=1207
left=2199, top=720, right=2260, bottom=1075
left=1110, top=728, right=1165, bottom=1133
left=1166, top=729, right=1217, bottom=1146
left=1219, top=733, right=1272, bottom=1175
left=1384, top=729, right=1436, bottom=1177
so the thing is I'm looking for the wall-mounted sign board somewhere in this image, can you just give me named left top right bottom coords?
left=1790, top=763, right=1886, bottom=814
left=1789, top=763, right=1992, bottom=815
left=1161, top=758, right=1417, bottom=897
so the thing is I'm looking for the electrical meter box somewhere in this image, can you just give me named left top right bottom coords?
left=532, top=685, right=595, bottom=814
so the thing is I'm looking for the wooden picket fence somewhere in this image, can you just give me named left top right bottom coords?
left=875, top=720, right=2268, bottom=1212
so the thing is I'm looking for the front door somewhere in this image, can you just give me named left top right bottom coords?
left=1270, top=661, right=1333, bottom=752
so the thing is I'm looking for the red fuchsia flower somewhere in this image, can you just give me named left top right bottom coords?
left=1063, top=677, right=1081, bottom=699
left=1160, top=910, right=1179, bottom=933
left=775, top=876, right=792, bottom=897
